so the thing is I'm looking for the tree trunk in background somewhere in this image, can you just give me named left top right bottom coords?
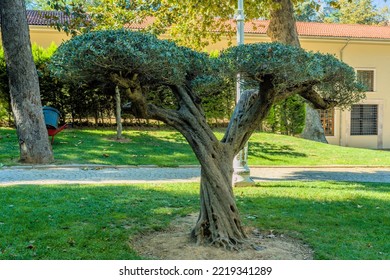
left=0, top=0, right=54, bottom=163
left=115, top=86, right=123, bottom=139
left=267, top=0, right=327, bottom=143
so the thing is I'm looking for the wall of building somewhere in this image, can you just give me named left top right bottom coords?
left=29, top=26, right=70, bottom=48
left=303, top=39, right=390, bottom=149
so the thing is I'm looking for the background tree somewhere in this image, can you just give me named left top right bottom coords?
left=295, top=0, right=322, bottom=22
left=50, top=30, right=364, bottom=248
left=0, top=0, right=53, bottom=163
left=267, top=0, right=328, bottom=142
left=322, top=0, right=389, bottom=25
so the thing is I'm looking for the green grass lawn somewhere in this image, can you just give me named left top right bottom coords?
left=0, top=181, right=389, bottom=260
left=1, top=127, right=390, bottom=166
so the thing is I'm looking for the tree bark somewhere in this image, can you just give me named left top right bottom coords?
left=192, top=160, right=247, bottom=249
left=114, top=85, right=123, bottom=139
left=0, top=0, right=53, bottom=163
left=267, top=0, right=327, bottom=143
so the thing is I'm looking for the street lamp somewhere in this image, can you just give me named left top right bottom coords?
left=232, top=0, right=254, bottom=186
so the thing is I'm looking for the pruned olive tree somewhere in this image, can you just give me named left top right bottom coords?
left=50, top=30, right=364, bottom=249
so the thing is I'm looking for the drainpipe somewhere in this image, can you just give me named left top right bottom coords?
left=339, top=38, right=351, bottom=147
left=339, top=38, right=351, bottom=62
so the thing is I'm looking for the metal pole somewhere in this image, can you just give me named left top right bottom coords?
left=233, top=0, right=254, bottom=186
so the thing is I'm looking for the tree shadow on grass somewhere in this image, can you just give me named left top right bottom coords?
left=249, top=142, right=307, bottom=161
left=254, top=180, right=390, bottom=193
left=237, top=192, right=390, bottom=260
left=51, top=129, right=197, bottom=166
left=0, top=184, right=199, bottom=260
left=252, top=170, right=390, bottom=191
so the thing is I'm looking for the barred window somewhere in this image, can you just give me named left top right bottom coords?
left=318, top=109, right=334, bottom=136
left=351, top=105, right=378, bottom=135
left=356, top=70, right=375, bottom=92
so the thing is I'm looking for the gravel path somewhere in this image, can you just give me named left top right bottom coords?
left=1, top=165, right=390, bottom=186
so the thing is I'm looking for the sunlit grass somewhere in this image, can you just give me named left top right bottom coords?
left=0, top=181, right=388, bottom=260
left=1, top=127, right=390, bottom=166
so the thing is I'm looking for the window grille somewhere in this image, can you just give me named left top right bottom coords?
left=318, top=109, right=334, bottom=136
left=356, top=70, right=374, bottom=92
left=350, top=105, right=378, bottom=135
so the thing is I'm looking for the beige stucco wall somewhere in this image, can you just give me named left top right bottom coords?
left=0, top=25, right=69, bottom=48
left=29, top=25, right=70, bottom=48
left=302, top=38, right=390, bottom=149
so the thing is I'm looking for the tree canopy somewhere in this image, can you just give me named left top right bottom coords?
left=50, top=29, right=364, bottom=113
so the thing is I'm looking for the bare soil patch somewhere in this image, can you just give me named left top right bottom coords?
left=107, top=137, right=132, bottom=143
left=132, top=213, right=313, bottom=260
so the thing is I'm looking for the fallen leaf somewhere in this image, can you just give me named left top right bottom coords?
left=102, top=153, right=110, bottom=157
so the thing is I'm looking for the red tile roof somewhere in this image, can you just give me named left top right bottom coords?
left=26, top=10, right=390, bottom=40
left=26, top=10, right=72, bottom=25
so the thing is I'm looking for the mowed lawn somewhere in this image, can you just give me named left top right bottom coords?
left=1, top=127, right=390, bottom=166
left=0, top=181, right=388, bottom=260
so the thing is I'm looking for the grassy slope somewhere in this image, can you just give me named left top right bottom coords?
left=0, top=182, right=388, bottom=260
left=1, top=128, right=390, bottom=166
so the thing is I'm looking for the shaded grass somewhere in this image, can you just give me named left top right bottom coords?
left=0, top=181, right=389, bottom=260
left=0, top=183, right=199, bottom=260
left=1, top=127, right=390, bottom=166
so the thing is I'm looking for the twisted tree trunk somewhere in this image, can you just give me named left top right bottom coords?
left=192, top=161, right=246, bottom=249
left=114, top=73, right=318, bottom=249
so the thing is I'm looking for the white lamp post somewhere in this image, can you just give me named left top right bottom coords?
left=233, top=0, right=254, bottom=186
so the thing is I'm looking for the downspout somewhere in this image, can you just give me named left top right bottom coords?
left=339, top=38, right=351, bottom=146
left=340, top=38, right=351, bottom=62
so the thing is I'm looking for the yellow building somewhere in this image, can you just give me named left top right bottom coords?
left=26, top=10, right=70, bottom=47
left=25, top=11, right=390, bottom=149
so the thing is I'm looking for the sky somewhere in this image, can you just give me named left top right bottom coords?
left=373, top=0, right=390, bottom=8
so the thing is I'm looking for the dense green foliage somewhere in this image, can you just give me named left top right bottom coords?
left=0, top=47, right=10, bottom=126
left=51, top=30, right=364, bottom=108
left=50, top=30, right=191, bottom=86
left=265, top=95, right=305, bottom=135
left=220, top=43, right=365, bottom=108
left=0, top=181, right=388, bottom=259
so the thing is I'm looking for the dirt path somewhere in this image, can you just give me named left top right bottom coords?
left=132, top=213, right=313, bottom=260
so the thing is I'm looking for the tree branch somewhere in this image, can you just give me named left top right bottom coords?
left=222, top=75, right=275, bottom=155
left=298, top=88, right=337, bottom=109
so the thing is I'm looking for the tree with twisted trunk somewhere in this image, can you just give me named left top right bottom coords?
left=50, top=30, right=364, bottom=249
left=0, top=0, right=53, bottom=163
